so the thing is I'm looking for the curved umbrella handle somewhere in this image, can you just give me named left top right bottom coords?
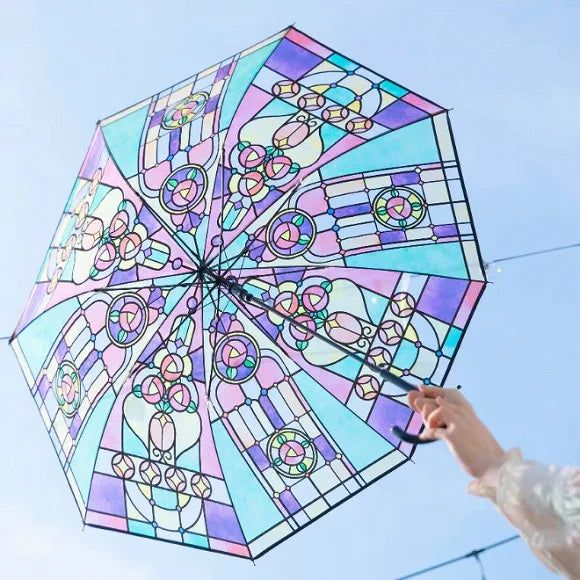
left=391, top=426, right=436, bottom=445
left=390, top=385, right=463, bottom=445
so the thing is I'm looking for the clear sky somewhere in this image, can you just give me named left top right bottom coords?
left=0, top=1, right=579, bottom=578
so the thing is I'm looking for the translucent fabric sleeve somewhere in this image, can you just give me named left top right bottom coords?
left=468, top=449, right=580, bottom=578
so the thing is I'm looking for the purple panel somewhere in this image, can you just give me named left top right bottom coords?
left=87, top=473, right=127, bottom=517
left=150, top=110, right=165, bottom=128
left=138, top=205, right=162, bottom=233
left=248, top=444, right=270, bottom=471
left=56, top=340, right=68, bottom=362
left=213, top=166, right=230, bottom=199
left=265, top=39, right=322, bottom=80
left=433, top=224, right=458, bottom=238
left=313, top=434, right=336, bottom=461
left=79, top=350, right=98, bottom=378
left=367, top=396, right=412, bottom=446
left=276, top=268, right=304, bottom=283
left=418, top=276, right=469, bottom=323
left=248, top=239, right=267, bottom=261
left=169, top=129, right=180, bottom=155
left=204, top=500, right=246, bottom=544
left=38, top=374, right=51, bottom=399
left=259, top=395, right=284, bottom=429
left=392, top=172, right=420, bottom=186
left=280, top=490, right=301, bottom=514
left=373, top=100, right=429, bottom=130
left=255, top=313, right=280, bottom=340
left=379, top=230, right=406, bottom=245
left=70, top=414, right=82, bottom=439
left=191, top=350, right=205, bottom=382
left=254, top=188, right=284, bottom=215
left=138, top=334, right=163, bottom=363
left=147, top=287, right=164, bottom=309
left=110, top=267, right=137, bottom=286
left=215, top=64, right=230, bottom=82
left=334, top=202, right=371, bottom=219
left=80, top=130, right=105, bottom=179
left=205, top=95, right=219, bottom=113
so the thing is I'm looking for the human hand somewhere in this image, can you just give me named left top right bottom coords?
left=408, top=385, right=506, bottom=478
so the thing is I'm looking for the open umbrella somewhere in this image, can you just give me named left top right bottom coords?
left=10, top=26, right=486, bottom=559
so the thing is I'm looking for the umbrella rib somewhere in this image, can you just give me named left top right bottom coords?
left=200, top=267, right=415, bottom=393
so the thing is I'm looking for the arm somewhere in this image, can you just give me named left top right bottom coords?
left=408, top=386, right=580, bottom=578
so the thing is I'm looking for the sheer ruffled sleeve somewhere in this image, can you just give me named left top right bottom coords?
left=468, top=449, right=580, bottom=578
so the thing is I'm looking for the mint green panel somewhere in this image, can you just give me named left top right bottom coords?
left=320, top=118, right=439, bottom=180
left=345, top=242, right=469, bottom=279
left=183, top=532, right=210, bottom=548
left=443, top=326, right=463, bottom=357
left=70, top=388, right=116, bottom=504
left=101, top=105, right=149, bottom=177
left=212, top=420, right=283, bottom=541
left=122, top=422, right=148, bottom=458
left=296, top=370, right=394, bottom=471
left=128, top=519, right=156, bottom=538
left=328, top=53, right=358, bottom=72
left=219, top=40, right=282, bottom=131
left=16, top=298, right=81, bottom=379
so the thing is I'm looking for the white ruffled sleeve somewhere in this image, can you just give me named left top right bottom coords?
left=468, top=449, right=580, bottom=578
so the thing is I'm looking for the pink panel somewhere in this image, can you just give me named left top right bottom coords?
left=402, top=93, right=445, bottom=115
left=286, top=28, right=332, bottom=58
left=454, top=281, right=485, bottom=328
left=209, top=537, right=251, bottom=557
left=85, top=510, right=128, bottom=531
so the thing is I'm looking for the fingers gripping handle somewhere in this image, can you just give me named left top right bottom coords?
left=391, top=425, right=436, bottom=445
left=386, top=379, right=462, bottom=445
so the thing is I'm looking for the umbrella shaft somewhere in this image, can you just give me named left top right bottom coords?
left=200, top=266, right=415, bottom=393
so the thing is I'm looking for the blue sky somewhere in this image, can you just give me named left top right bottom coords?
left=0, top=1, right=578, bottom=578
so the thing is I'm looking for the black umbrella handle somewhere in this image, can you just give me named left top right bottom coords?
left=391, top=426, right=435, bottom=445
left=390, top=385, right=462, bottom=445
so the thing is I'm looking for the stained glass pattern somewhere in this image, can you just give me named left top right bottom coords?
left=11, top=26, right=486, bottom=559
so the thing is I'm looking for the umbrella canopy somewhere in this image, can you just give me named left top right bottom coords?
left=11, top=26, right=486, bottom=559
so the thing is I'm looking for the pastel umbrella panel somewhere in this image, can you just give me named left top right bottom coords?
left=11, top=27, right=486, bottom=559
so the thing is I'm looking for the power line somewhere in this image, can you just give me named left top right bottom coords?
left=394, top=535, right=520, bottom=579
left=484, top=241, right=579, bottom=269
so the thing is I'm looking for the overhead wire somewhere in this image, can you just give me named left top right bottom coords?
left=394, top=535, right=519, bottom=579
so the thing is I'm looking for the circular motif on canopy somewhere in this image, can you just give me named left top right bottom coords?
left=109, top=210, right=130, bottom=239
left=106, top=293, right=149, bottom=347
left=266, top=210, right=316, bottom=258
left=55, top=361, right=82, bottom=417
left=379, top=320, right=404, bottom=345
left=191, top=473, right=212, bottom=498
left=139, top=460, right=162, bottom=486
left=239, top=144, right=266, bottom=169
left=272, top=80, right=300, bottom=99
left=302, top=285, right=329, bottom=313
left=373, top=186, right=426, bottom=229
left=325, top=312, right=362, bottom=345
left=214, top=332, right=259, bottom=383
left=165, top=467, right=187, bottom=492
left=162, top=92, right=208, bottom=129
left=93, top=242, right=116, bottom=273
left=390, top=292, right=415, bottom=318
left=238, top=171, right=265, bottom=198
left=267, top=429, right=317, bottom=478
left=111, top=453, right=135, bottom=479
left=354, top=375, right=380, bottom=400
left=137, top=374, right=165, bottom=404
left=118, top=232, right=142, bottom=261
left=160, top=165, right=207, bottom=214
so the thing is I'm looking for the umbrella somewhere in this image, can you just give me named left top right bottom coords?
left=10, top=26, right=486, bottom=559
